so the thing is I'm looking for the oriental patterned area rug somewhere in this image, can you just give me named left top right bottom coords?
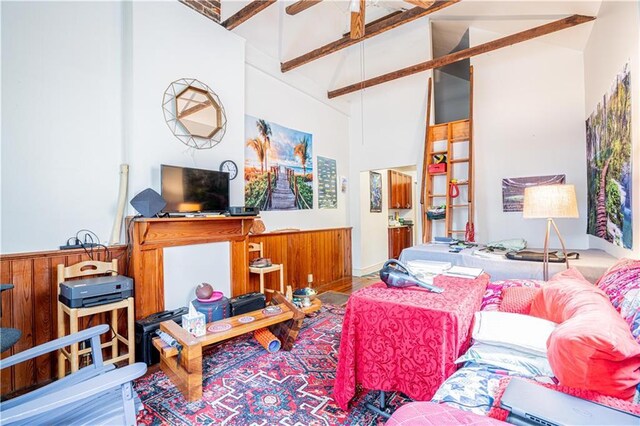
left=134, top=306, right=410, bottom=425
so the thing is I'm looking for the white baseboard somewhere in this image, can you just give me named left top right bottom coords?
left=353, top=261, right=385, bottom=277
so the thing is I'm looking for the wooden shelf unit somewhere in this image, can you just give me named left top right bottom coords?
left=423, top=119, right=474, bottom=242
left=421, top=67, right=475, bottom=243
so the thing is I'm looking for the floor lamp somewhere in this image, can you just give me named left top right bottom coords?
left=523, top=184, right=579, bottom=281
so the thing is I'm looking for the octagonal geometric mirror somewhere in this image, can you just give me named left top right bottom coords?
left=162, top=78, right=227, bottom=150
left=175, top=86, right=222, bottom=139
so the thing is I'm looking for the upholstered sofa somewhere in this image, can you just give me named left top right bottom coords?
left=386, top=258, right=640, bottom=424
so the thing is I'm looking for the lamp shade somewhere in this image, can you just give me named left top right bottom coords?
left=523, top=184, right=579, bottom=219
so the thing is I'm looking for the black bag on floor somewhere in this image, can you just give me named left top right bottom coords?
left=506, top=250, right=579, bottom=263
left=135, top=307, right=188, bottom=366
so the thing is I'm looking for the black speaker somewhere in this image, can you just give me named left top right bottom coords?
left=130, top=188, right=166, bottom=217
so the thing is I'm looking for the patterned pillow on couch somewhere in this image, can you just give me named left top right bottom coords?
left=481, top=279, right=543, bottom=311
left=596, top=258, right=640, bottom=342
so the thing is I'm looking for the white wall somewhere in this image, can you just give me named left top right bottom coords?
left=356, top=168, right=418, bottom=275
left=163, top=242, right=231, bottom=309
left=584, top=1, right=640, bottom=259
left=1, top=1, right=352, bottom=255
left=357, top=169, right=390, bottom=275
left=1, top=2, right=124, bottom=253
left=349, top=18, right=433, bottom=272
left=244, top=47, right=350, bottom=231
left=128, top=1, right=245, bottom=207
left=0, top=1, right=246, bottom=253
left=470, top=27, right=588, bottom=249
left=125, top=2, right=246, bottom=297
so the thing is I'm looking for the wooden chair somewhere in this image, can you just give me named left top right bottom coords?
left=57, top=260, right=135, bottom=378
left=248, top=242, right=284, bottom=295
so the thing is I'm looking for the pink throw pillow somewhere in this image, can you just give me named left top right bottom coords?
left=530, top=268, right=640, bottom=400
left=529, top=268, right=608, bottom=323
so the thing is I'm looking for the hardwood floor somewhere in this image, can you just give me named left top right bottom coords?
left=314, top=274, right=380, bottom=295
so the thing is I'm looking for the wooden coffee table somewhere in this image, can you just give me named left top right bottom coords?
left=153, top=293, right=319, bottom=401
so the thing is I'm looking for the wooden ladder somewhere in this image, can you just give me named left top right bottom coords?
left=421, top=66, right=475, bottom=243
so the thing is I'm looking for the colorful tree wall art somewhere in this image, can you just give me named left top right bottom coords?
left=586, top=63, right=632, bottom=249
left=244, top=116, right=313, bottom=210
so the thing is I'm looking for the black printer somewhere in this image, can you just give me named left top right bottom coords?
left=59, top=275, right=133, bottom=308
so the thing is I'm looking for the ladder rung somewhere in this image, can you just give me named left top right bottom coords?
left=449, top=230, right=466, bottom=233
left=450, top=158, right=470, bottom=163
left=428, top=150, right=447, bottom=155
left=429, top=172, right=447, bottom=176
left=451, top=139, right=470, bottom=143
left=428, top=194, right=446, bottom=198
left=453, top=181, right=469, bottom=185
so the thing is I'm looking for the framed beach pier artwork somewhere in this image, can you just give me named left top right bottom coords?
left=244, top=116, right=313, bottom=211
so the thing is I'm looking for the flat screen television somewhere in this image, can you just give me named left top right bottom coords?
left=161, top=164, right=229, bottom=213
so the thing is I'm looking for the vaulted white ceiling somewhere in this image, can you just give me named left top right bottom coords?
left=221, top=1, right=602, bottom=101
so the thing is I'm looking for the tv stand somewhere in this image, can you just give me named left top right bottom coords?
left=165, top=212, right=226, bottom=218
left=127, top=215, right=255, bottom=320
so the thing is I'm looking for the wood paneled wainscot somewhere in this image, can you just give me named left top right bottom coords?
left=128, top=216, right=255, bottom=320
left=0, top=246, right=127, bottom=395
left=248, top=228, right=352, bottom=293
left=0, top=225, right=352, bottom=394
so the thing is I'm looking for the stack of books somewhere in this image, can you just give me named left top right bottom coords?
left=443, top=266, right=484, bottom=279
left=407, top=260, right=452, bottom=284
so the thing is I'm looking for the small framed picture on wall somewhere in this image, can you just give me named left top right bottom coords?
left=370, top=171, right=382, bottom=212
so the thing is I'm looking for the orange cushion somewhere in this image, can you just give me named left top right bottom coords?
left=530, top=268, right=640, bottom=400
left=499, top=287, right=539, bottom=314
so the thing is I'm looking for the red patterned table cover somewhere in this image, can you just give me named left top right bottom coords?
left=333, top=274, right=490, bottom=410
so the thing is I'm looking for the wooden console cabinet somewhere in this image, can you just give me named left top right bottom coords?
left=388, top=226, right=413, bottom=259
left=128, top=216, right=254, bottom=320
left=388, top=170, right=412, bottom=209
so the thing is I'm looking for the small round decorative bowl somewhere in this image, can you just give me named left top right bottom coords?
left=293, top=287, right=317, bottom=300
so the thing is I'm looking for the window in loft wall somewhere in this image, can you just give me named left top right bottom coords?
left=432, top=25, right=470, bottom=124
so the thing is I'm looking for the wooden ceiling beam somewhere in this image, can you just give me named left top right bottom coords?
left=342, top=10, right=403, bottom=37
left=404, top=0, right=437, bottom=8
left=281, top=1, right=460, bottom=73
left=222, top=0, right=276, bottom=30
left=328, top=14, right=595, bottom=98
left=350, top=0, right=366, bottom=39
left=285, top=0, right=323, bottom=16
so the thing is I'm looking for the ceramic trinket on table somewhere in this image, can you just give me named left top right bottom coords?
left=293, top=287, right=317, bottom=308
